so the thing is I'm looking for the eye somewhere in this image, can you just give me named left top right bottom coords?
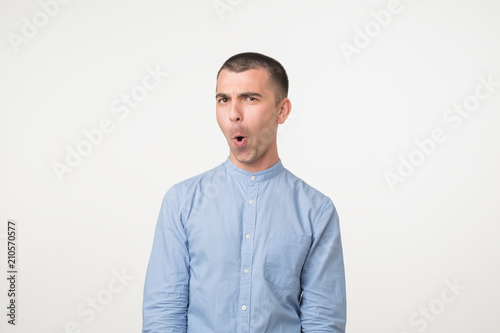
left=247, top=96, right=257, bottom=101
left=218, top=97, right=228, bottom=103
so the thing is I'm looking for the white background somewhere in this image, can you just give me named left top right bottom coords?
left=1, top=0, right=499, bottom=332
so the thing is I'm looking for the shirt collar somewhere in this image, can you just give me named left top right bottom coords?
left=223, top=157, right=284, bottom=183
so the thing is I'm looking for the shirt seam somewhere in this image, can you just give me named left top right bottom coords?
left=312, top=196, right=332, bottom=234
left=172, top=184, right=186, bottom=229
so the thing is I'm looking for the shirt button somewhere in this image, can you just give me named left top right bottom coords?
left=241, top=305, right=247, bottom=311
left=248, top=200, right=254, bottom=205
left=245, top=234, right=251, bottom=240
left=250, top=176, right=256, bottom=181
left=243, top=268, right=249, bottom=274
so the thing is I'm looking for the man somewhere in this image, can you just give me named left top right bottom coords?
left=142, top=52, right=346, bottom=332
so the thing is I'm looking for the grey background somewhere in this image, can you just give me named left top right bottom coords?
left=1, top=0, right=499, bottom=332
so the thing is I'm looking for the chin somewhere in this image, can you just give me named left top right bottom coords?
left=232, top=152, right=257, bottom=165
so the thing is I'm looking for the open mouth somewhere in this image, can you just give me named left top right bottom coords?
left=232, top=135, right=247, bottom=147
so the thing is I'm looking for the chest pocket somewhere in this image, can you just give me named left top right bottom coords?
left=264, top=232, right=311, bottom=289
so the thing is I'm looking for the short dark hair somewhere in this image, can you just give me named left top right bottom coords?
left=217, top=52, right=289, bottom=105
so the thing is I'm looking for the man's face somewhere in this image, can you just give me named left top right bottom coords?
left=216, top=68, right=289, bottom=171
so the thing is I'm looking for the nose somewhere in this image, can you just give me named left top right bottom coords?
left=229, top=100, right=242, bottom=122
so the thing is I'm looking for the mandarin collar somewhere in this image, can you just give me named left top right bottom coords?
left=223, top=157, right=284, bottom=183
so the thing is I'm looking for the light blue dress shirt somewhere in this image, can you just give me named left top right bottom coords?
left=143, top=158, right=346, bottom=332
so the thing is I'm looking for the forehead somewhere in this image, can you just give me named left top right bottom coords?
left=216, top=68, right=273, bottom=94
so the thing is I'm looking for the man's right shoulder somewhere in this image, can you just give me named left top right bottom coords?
left=167, top=161, right=227, bottom=200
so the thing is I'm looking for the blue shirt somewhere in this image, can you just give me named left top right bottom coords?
left=142, top=158, right=346, bottom=332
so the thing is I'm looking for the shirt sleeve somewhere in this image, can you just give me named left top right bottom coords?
left=300, top=197, right=347, bottom=332
left=142, top=185, right=189, bottom=333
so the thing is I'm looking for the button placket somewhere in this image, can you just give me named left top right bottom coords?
left=237, top=178, right=258, bottom=331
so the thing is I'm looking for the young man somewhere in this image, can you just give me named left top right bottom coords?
left=142, top=52, right=346, bottom=332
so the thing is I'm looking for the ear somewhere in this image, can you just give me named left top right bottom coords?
left=276, top=98, right=292, bottom=125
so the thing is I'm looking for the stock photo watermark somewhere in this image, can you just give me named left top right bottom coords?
left=7, top=0, right=73, bottom=54
left=385, top=74, right=499, bottom=191
left=5, top=220, right=18, bottom=325
left=51, top=65, right=169, bottom=182
left=52, top=268, right=134, bottom=333
left=213, top=0, right=244, bottom=20
left=399, top=277, right=467, bottom=333
left=339, top=0, right=412, bottom=64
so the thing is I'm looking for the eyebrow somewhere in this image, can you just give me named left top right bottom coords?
left=215, top=92, right=263, bottom=99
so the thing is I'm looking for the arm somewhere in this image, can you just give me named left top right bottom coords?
left=142, top=186, right=189, bottom=333
left=300, top=197, right=346, bottom=332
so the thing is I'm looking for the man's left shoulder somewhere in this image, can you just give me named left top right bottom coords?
left=281, top=167, right=334, bottom=208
